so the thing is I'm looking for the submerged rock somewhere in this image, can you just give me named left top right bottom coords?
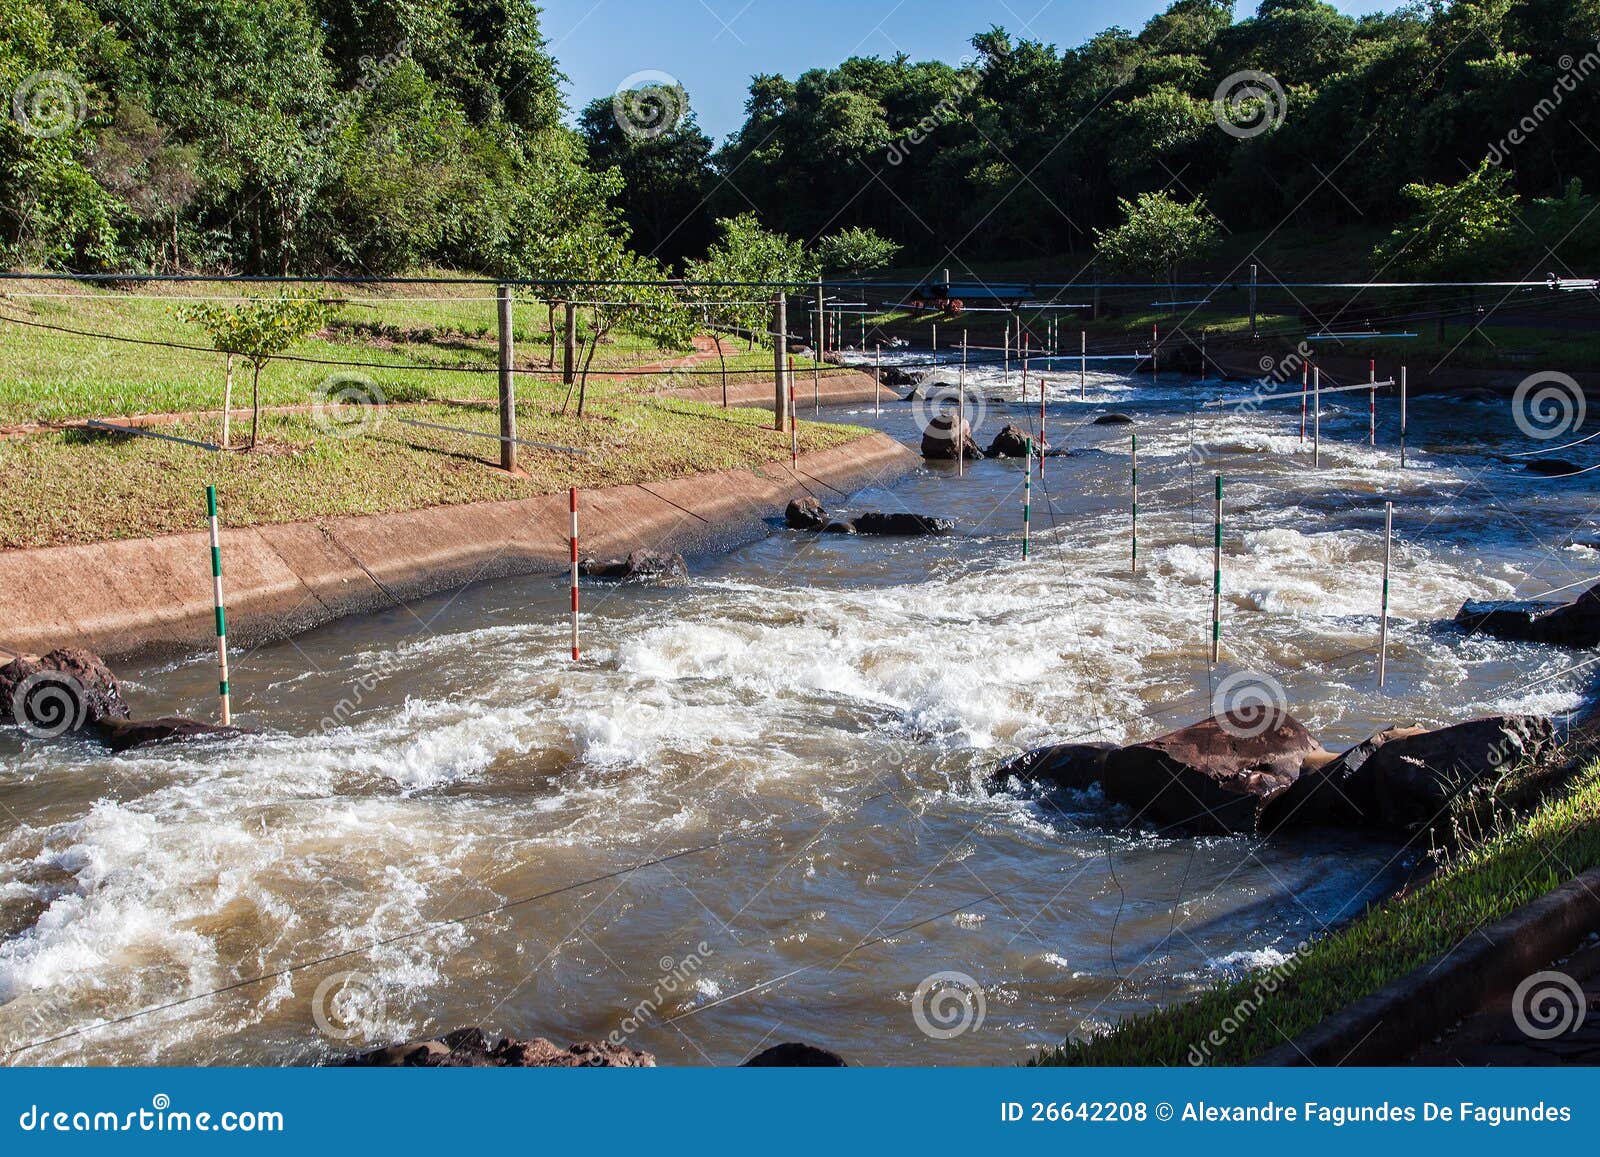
left=879, top=366, right=918, bottom=387
left=92, top=716, right=244, bottom=754
left=1102, top=711, right=1321, bottom=833
left=921, top=414, right=984, bottom=461
left=986, top=424, right=1047, bottom=458
left=1456, top=583, right=1600, bottom=648
left=785, top=496, right=828, bottom=531
left=850, top=512, right=954, bottom=536
left=743, top=1042, right=848, bottom=1067
left=580, top=550, right=688, bottom=583
left=1093, top=412, right=1135, bottom=425
left=345, top=1027, right=655, bottom=1068
left=986, top=743, right=1114, bottom=793
left=822, top=520, right=858, bottom=534
left=1525, top=457, right=1584, bottom=476
left=0, top=648, right=129, bottom=736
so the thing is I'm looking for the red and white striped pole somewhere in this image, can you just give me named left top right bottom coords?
left=569, top=487, right=580, bottom=661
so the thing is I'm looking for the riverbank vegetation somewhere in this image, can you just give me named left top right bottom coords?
left=1040, top=753, right=1600, bottom=1066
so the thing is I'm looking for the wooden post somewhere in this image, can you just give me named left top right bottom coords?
left=206, top=485, right=231, bottom=726
left=1400, top=366, right=1408, bottom=468
left=1248, top=263, right=1258, bottom=339
left=562, top=301, right=577, bottom=385
left=1379, top=500, right=1392, bottom=689
left=497, top=283, right=517, bottom=473
left=788, top=354, right=798, bottom=468
left=569, top=488, right=580, bottom=661
left=772, top=293, right=787, bottom=432
left=1313, top=366, right=1322, bottom=468
left=1212, top=475, right=1223, bottom=663
left=1130, top=434, right=1139, bottom=574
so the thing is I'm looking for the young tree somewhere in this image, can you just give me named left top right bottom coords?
left=1372, top=160, right=1518, bottom=278
left=813, top=226, right=902, bottom=276
left=181, top=292, right=343, bottom=449
left=1093, top=191, right=1219, bottom=282
left=561, top=247, right=695, bottom=419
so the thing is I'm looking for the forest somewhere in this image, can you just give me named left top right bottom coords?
left=4, top=0, right=1600, bottom=280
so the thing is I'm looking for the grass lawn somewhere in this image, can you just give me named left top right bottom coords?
left=0, top=274, right=867, bottom=550
left=0, top=275, right=817, bottom=425
left=0, top=390, right=865, bottom=550
left=1038, top=758, right=1600, bottom=1066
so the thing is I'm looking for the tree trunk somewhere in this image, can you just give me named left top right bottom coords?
left=248, top=362, right=262, bottom=450
left=715, top=335, right=727, bottom=407
left=576, top=335, right=601, bottom=418
left=546, top=302, right=557, bottom=369
left=221, top=354, right=234, bottom=449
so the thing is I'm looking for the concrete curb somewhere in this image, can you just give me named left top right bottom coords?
left=1253, top=864, right=1600, bottom=1065
left=0, top=431, right=919, bottom=661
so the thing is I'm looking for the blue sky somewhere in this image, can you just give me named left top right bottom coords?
left=540, top=0, right=1399, bottom=144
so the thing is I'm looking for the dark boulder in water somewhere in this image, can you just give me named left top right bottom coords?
left=743, top=1042, right=848, bottom=1067
left=1258, top=725, right=1424, bottom=832
left=822, top=520, right=858, bottom=535
left=785, top=496, right=828, bottom=531
left=1524, top=457, right=1584, bottom=476
left=879, top=366, right=919, bottom=387
left=92, top=716, right=244, bottom=753
left=0, top=648, right=129, bottom=736
left=986, top=424, right=1047, bottom=458
left=850, top=512, right=955, bottom=536
left=987, top=743, right=1114, bottom=793
left=1455, top=582, right=1600, bottom=648
left=1093, top=412, right=1135, bottom=425
left=921, top=413, right=984, bottom=460
left=580, top=550, right=688, bottom=583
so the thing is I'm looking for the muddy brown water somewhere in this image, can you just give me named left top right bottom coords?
left=1, top=358, right=1593, bottom=1065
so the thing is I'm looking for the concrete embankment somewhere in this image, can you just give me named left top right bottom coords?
left=1206, top=343, right=1600, bottom=394
left=0, top=431, right=918, bottom=660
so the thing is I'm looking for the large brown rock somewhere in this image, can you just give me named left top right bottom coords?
left=345, top=1027, right=655, bottom=1068
left=580, top=550, right=687, bottom=583
left=1455, top=582, right=1600, bottom=648
left=785, top=496, right=828, bottom=531
left=0, top=648, right=129, bottom=737
left=986, top=424, right=1046, bottom=459
left=1362, top=715, right=1555, bottom=831
left=1257, top=725, right=1425, bottom=832
left=1102, top=711, right=1321, bottom=832
left=921, top=414, right=983, bottom=461
left=91, top=716, right=245, bottom=754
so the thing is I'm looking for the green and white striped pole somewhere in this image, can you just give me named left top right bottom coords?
left=1131, top=433, right=1139, bottom=574
left=206, top=484, right=231, bottom=726
left=1023, top=438, right=1033, bottom=560
left=1211, top=475, right=1223, bottom=663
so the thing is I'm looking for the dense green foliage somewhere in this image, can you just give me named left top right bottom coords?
left=6, top=0, right=1600, bottom=277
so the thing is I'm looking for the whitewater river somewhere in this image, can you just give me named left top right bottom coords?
left=2, top=355, right=1594, bottom=1066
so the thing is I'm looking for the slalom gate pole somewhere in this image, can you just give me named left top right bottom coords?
left=1212, top=475, right=1223, bottom=663
left=1369, top=358, right=1377, bottom=446
left=1379, top=500, right=1392, bottom=689
left=1080, top=330, right=1087, bottom=398
left=1131, top=434, right=1138, bottom=574
left=1152, top=323, right=1159, bottom=383
left=1038, top=375, right=1046, bottom=479
left=570, top=488, right=580, bottom=661
left=1301, top=363, right=1308, bottom=441
left=1313, top=366, right=1322, bottom=468
left=1400, top=366, right=1408, bottom=468
left=1023, top=439, right=1032, bottom=560
left=206, top=485, right=231, bottom=726
left=874, top=344, right=881, bottom=417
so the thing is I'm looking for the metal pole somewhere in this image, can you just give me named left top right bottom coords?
left=1080, top=330, right=1086, bottom=398
left=1212, top=475, right=1223, bottom=663
left=1038, top=374, right=1046, bottom=479
left=932, top=323, right=937, bottom=357
left=1130, top=434, right=1139, bottom=574
left=874, top=344, right=881, bottom=418
left=1152, top=323, right=1158, bottom=383
left=569, top=488, right=580, bottom=661
left=1199, top=331, right=1207, bottom=384
left=1023, top=439, right=1032, bottom=560
left=1300, top=362, right=1308, bottom=441
left=1313, top=366, right=1322, bottom=468
left=1023, top=330, right=1030, bottom=394
left=772, top=293, right=786, bottom=432
left=1004, top=316, right=1010, bottom=380
left=815, top=283, right=824, bottom=415
left=497, top=283, right=517, bottom=473
left=1249, top=263, right=1258, bottom=339
left=1379, top=500, right=1392, bottom=689
left=1400, top=366, right=1408, bottom=468
left=789, top=354, right=798, bottom=468
left=1369, top=358, right=1377, bottom=446
left=206, top=485, right=231, bottom=726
